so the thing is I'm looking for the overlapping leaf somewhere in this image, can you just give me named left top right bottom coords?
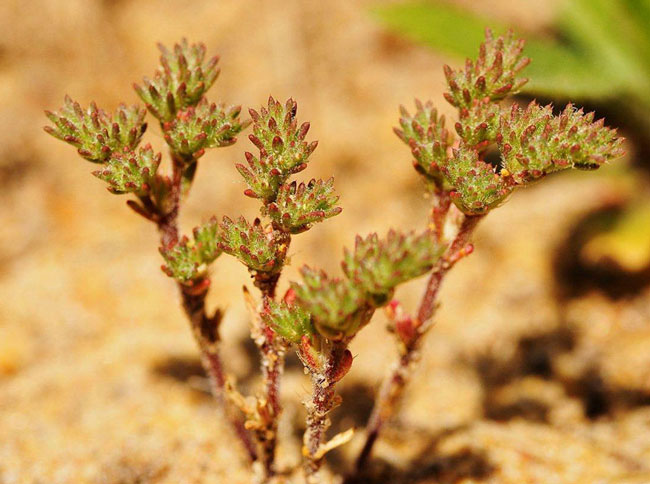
left=93, top=144, right=161, bottom=195
left=291, top=267, right=369, bottom=340
left=237, top=97, right=317, bottom=201
left=497, top=102, right=624, bottom=183
left=262, top=300, right=314, bottom=344
left=163, top=100, right=249, bottom=160
left=443, top=29, right=530, bottom=109
left=342, top=230, right=443, bottom=302
left=394, top=100, right=452, bottom=184
left=218, top=216, right=284, bottom=272
left=160, top=217, right=221, bottom=282
left=45, top=97, right=147, bottom=163
left=442, top=144, right=513, bottom=215
left=134, top=40, right=220, bottom=122
left=263, top=179, right=342, bottom=233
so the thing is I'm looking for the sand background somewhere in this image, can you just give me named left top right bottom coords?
left=1, top=1, right=650, bottom=482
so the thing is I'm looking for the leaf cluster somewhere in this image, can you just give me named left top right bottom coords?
left=394, top=100, right=452, bottom=184
left=160, top=217, right=221, bottom=283
left=396, top=30, right=624, bottom=215
left=92, top=144, right=161, bottom=195
left=262, top=178, right=342, bottom=234
left=498, top=102, right=624, bottom=183
left=236, top=97, right=318, bottom=202
left=275, top=230, right=443, bottom=342
left=443, top=29, right=530, bottom=109
left=45, top=97, right=147, bottom=163
left=163, top=100, right=249, bottom=161
left=218, top=216, right=286, bottom=273
left=262, top=299, right=314, bottom=344
left=134, top=39, right=220, bottom=122
left=222, top=98, right=341, bottom=280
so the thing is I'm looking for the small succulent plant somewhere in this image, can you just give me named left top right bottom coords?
left=45, top=30, right=623, bottom=484
left=353, top=28, right=623, bottom=474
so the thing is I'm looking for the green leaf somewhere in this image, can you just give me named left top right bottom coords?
left=291, top=267, right=369, bottom=340
left=454, top=100, right=500, bottom=148
left=341, top=230, right=444, bottom=303
left=442, top=29, right=530, bottom=109
left=92, top=144, right=161, bottom=195
left=134, top=39, right=220, bottom=122
left=262, top=300, right=314, bottom=344
left=442, top=143, right=512, bottom=215
left=369, top=1, right=621, bottom=100
left=249, top=97, right=318, bottom=175
left=559, top=0, right=650, bottom=96
left=582, top=201, right=650, bottom=272
left=160, top=217, right=221, bottom=283
left=394, top=99, right=452, bottom=185
left=44, top=97, right=147, bottom=163
left=263, top=178, right=342, bottom=234
left=218, top=216, right=284, bottom=272
left=163, top=99, right=250, bottom=160
left=497, top=102, right=625, bottom=184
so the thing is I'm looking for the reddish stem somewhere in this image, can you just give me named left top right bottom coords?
left=144, top=149, right=257, bottom=462
left=303, top=343, right=347, bottom=483
left=255, top=268, right=286, bottom=478
left=354, top=214, right=482, bottom=473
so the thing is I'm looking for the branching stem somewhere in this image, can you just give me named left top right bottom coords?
left=354, top=213, right=482, bottom=473
left=148, top=148, right=258, bottom=462
left=254, top=233, right=291, bottom=478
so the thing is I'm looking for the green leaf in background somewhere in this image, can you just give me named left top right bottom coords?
left=582, top=201, right=650, bottom=272
left=370, top=0, right=650, bottom=102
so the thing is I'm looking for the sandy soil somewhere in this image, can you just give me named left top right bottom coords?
left=1, top=1, right=649, bottom=483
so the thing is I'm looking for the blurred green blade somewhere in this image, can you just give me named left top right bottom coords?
left=523, top=39, right=619, bottom=100
left=370, top=1, right=620, bottom=100
left=561, top=0, right=650, bottom=94
left=370, top=2, right=503, bottom=61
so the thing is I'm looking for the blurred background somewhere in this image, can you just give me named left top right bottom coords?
left=2, top=0, right=650, bottom=482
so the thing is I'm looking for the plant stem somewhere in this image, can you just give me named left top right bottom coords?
left=257, top=326, right=286, bottom=478
left=152, top=151, right=258, bottom=462
left=303, top=343, right=346, bottom=483
left=182, top=282, right=258, bottom=463
left=354, top=214, right=482, bottom=472
left=254, top=260, right=287, bottom=477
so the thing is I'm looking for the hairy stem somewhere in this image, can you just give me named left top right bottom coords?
left=253, top=231, right=291, bottom=477
left=355, top=214, right=482, bottom=472
left=153, top=150, right=257, bottom=462
left=257, top=328, right=286, bottom=478
left=182, top=283, right=258, bottom=462
left=303, top=343, right=346, bottom=483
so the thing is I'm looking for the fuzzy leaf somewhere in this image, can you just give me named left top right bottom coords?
left=395, top=100, right=452, bottom=184
left=236, top=151, right=284, bottom=202
left=134, top=39, right=220, bottom=122
left=291, top=267, right=369, bottom=340
left=262, top=300, right=314, bottom=344
left=239, top=97, right=317, bottom=200
left=92, top=144, right=161, bottom=195
left=497, top=102, right=625, bottom=184
left=163, top=99, right=249, bottom=160
left=454, top=100, right=500, bottom=148
left=160, top=217, right=221, bottom=282
left=218, top=216, right=283, bottom=272
left=44, top=97, right=147, bottom=163
left=342, top=230, right=444, bottom=303
left=263, top=178, right=342, bottom=233
left=443, top=29, right=530, bottom=110
left=442, top=144, right=513, bottom=215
